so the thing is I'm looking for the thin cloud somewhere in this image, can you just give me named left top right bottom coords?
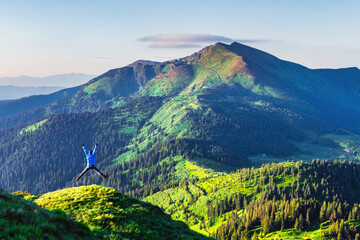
left=149, top=43, right=202, bottom=49
left=139, top=34, right=233, bottom=43
left=139, top=33, right=270, bottom=49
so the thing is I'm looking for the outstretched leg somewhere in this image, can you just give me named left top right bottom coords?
left=91, top=165, right=107, bottom=179
left=76, top=166, right=90, bottom=181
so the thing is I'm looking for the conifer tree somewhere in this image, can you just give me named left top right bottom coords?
left=294, top=214, right=304, bottom=232
left=306, top=208, right=311, bottom=228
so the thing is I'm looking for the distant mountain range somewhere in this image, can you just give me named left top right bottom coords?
left=0, top=85, right=65, bottom=100
left=0, top=73, right=95, bottom=87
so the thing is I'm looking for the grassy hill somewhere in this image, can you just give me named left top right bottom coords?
left=34, top=185, right=211, bottom=239
left=0, top=188, right=95, bottom=239
left=1, top=185, right=210, bottom=239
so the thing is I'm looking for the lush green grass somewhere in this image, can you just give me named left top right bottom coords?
left=174, top=158, right=217, bottom=180
left=35, top=185, right=211, bottom=239
left=0, top=188, right=94, bottom=239
left=12, top=190, right=37, bottom=200
left=196, top=161, right=295, bottom=199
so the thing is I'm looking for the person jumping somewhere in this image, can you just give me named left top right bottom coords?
left=76, top=144, right=107, bottom=181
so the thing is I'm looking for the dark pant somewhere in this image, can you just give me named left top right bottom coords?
left=76, top=165, right=106, bottom=180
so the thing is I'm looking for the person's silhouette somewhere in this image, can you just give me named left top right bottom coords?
left=76, top=144, right=107, bottom=181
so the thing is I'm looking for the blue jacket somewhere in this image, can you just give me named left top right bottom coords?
left=82, top=145, right=97, bottom=165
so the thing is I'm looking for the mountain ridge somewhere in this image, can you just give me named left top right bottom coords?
left=1, top=42, right=359, bottom=129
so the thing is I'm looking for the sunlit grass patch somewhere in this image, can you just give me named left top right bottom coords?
left=19, top=119, right=48, bottom=135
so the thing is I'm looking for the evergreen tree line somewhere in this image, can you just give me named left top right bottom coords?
left=211, top=160, right=360, bottom=240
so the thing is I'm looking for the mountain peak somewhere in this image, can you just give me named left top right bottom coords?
left=182, top=41, right=282, bottom=74
left=126, top=59, right=161, bottom=67
left=226, top=41, right=280, bottom=63
left=184, top=41, right=239, bottom=65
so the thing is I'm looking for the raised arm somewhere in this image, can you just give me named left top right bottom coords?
left=82, top=144, right=88, bottom=154
left=93, top=144, right=98, bottom=155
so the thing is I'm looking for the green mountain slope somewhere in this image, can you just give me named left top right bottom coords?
left=0, top=188, right=94, bottom=239
left=34, top=185, right=211, bottom=239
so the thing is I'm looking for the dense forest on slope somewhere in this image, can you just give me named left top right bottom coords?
left=145, top=160, right=360, bottom=240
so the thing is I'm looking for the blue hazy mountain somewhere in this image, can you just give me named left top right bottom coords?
left=0, top=85, right=65, bottom=100
left=0, top=73, right=95, bottom=87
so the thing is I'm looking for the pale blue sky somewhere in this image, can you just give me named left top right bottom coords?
left=0, top=0, right=359, bottom=79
